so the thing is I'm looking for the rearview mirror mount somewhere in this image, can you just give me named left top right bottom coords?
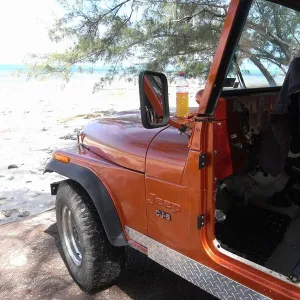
left=139, top=71, right=170, bottom=129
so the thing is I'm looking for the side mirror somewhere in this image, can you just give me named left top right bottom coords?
left=139, top=71, right=170, bottom=129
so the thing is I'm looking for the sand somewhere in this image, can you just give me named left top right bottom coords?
left=0, top=73, right=203, bottom=224
left=0, top=74, right=141, bottom=224
left=0, top=76, right=138, bottom=224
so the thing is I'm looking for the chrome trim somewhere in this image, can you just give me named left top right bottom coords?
left=125, top=226, right=269, bottom=300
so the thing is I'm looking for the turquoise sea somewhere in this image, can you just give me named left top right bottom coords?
left=0, top=64, right=266, bottom=75
left=0, top=64, right=110, bottom=74
left=0, top=64, right=114, bottom=85
left=0, top=64, right=284, bottom=88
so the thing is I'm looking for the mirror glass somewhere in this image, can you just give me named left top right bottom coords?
left=139, top=71, right=169, bottom=129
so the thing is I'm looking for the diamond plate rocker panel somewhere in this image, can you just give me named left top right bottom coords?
left=125, top=226, right=269, bottom=300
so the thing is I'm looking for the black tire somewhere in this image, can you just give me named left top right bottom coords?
left=56, top=180, right=125, bottom=292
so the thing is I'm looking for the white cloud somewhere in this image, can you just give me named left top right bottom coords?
left=0, top=0, right=64, bottom=64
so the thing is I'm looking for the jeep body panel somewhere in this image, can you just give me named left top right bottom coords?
left=49, top=101, right=300, bottom=298
left=146, top=126, right=189, bottom=184
left=46, top=145, right=148, bottom=236
left=81, top=111, right=164, bottom=173
left=45, top=158, right=127, bottom=247
left=53, top=113, right=298, bottom=299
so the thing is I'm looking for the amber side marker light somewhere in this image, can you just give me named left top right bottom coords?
left=53, top=153, right=70, bottom=163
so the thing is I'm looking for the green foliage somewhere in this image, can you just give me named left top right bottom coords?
left=27, top=0, right=300, bottom=88
left=239, top=0, right=300, bottom=80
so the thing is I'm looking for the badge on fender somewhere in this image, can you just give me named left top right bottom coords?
left=156, top=210, right=171, bottom=221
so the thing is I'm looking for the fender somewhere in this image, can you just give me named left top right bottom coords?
left=44, top=158, right=127, bottom=247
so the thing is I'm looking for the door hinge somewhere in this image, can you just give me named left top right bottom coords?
left=197, top=214, right=205, bottom=230
left=199, top=153, right=208, bottom=169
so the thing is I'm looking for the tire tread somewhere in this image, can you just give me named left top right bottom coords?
left=56, top=180, right=124, bottom=292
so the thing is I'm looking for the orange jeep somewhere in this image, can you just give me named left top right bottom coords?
left=45, top=0, right=300, bottom=299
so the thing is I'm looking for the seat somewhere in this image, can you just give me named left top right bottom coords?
left=269, top=103, right=300, bottom=208
left=260, top=58, right=300, bottom=177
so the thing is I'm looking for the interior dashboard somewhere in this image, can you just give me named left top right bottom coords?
left=214, top=87, right=280, bottom=180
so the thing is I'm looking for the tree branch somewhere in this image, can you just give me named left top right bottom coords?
left=246, top=21, right=291, bottom=60
left=249, top=55, right=276, bottom=86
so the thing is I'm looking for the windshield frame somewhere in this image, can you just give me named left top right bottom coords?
left=199, top=0, right=253, bottom=116
left=201, top=0, right=300, bottom=116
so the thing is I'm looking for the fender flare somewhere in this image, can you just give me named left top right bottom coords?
left=45, top=159, right=127, bottom=247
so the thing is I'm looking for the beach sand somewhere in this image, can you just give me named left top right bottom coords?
left=0, top=73, right=202, bottom=224
left=0, top=74, right=141, bottom=224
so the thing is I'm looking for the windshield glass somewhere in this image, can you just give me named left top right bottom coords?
left=224, top=0, right=300, bottom=90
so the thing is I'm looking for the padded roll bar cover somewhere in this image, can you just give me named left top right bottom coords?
left=44, top=159, right=127, bottom=247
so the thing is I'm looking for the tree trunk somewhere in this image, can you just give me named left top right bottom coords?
left=249, top=56, right=277, bottom=86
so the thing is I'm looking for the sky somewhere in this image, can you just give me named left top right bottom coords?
left=0, top=0, right=63, bottom=64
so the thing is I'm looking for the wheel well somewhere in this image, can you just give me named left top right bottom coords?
left=59, top=178, right=88, bottom=197
left=45, top=159, right=127, bottom=247
left=61, top=179, right=99, bottom=213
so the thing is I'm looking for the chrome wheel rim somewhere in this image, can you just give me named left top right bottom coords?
left=61, top=206, right=82, bottom=266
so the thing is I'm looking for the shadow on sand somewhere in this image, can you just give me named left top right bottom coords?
left=45, top=222, right=215, bottom=300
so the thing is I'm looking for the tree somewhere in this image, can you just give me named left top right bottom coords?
left=239, top=1, right=300, bottom=86
left=27, top=0, right=300, bottom=89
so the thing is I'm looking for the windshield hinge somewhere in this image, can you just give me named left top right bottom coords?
left=197, top=214, right=205, bottom=230
left=194, top=115, right=214, bottom=122
left=199, top=153, right=208, bottom=169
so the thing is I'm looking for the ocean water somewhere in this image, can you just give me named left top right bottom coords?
left=0, top=64, right=142, bottom=118
left=0, top=64, right=284, bottom=86
left=0, top=64, right=284, bottom=113
left=0, top=64, right=110, bottom=73
left=0, top=64, right=112, bottom=84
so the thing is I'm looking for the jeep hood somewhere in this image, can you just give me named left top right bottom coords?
left=81, top=110, right=165, bottom=173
